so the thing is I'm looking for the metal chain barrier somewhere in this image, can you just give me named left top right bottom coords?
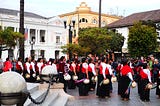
left=28, top=74, right=57, bottom=104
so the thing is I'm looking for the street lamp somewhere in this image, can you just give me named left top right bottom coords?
left=64, top=20, right=75, bottom=60
left=29, top=39, right=35, bottom=59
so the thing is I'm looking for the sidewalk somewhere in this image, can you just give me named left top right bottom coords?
left=66, top=82, right=160, bottom=106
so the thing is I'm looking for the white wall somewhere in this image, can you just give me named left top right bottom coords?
left=0, top=13, right=68, bottom=61
left=116, top=27, right=129, bottom=53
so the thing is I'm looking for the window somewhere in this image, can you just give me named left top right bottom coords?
left=92, top=19, right=97, bottom=24
left=79, top=18, right=88, bottom=23
left=55, top=50, right=59, bottom=60
left=40, top=30, right=45, bottom=42
left=56, top=36, right=60, bottom=43
left=30, top=29, right=36, bottom=42
left=40, top=50, right=45, bottom=58
left=102, top=21, right=106, bottom=27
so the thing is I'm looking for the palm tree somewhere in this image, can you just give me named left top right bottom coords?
left=19, top=0, right=25, bottom=61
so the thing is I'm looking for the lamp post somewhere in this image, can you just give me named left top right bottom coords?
left=29, top=39, right=35, bottom=59
left=64, top=20, right=75, bottom=60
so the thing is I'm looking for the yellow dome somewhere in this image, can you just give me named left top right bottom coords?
left=76, top=2, right=91, bottom=12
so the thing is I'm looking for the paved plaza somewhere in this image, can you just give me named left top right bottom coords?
left=66, top=82, right=160, bottom=106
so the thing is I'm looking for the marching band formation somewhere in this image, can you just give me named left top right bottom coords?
left=0, top=54, right=160, bottom=102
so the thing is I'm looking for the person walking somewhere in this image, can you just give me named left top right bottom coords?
left=120, top=58, right=134, bottom=101
left=139, top=62, right=152, bottom=102
left=16, top=57, right=24, bottom=74
left=3, top=57, right=12, bottom=72
left=88, top=58, right=97, bottom=91
left=57, top=56, right=69, bottom=92
left=78, top=57, right=89, bottom=96
left=68, top=59, right=77, bottom=89
left=96, top=57, right=111, bottom=98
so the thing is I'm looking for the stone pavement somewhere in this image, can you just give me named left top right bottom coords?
left=66, top=82, right=160, bottom=106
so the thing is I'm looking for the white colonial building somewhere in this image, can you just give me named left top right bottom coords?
left=0, top=8, right=68, bottom=61
left=108, top=9, right=160, bottom=56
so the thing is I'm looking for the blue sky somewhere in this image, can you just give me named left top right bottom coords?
left=0, top=0, right=160, bottom=17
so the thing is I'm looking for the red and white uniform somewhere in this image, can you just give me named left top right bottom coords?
left=16, top=61, right=24, bottom=71
left=106, top=63, right=113, bottom=76
left=140, top=68, right=152, bottom=82
left=36, top=62, right=45, bottom=73
left=88, top=63, right=96, bottom=76
left=70, top=63, right=76, bottom=72
left=121, top=65, right=133, bottom=81
left=30, top=61, right=36, bottom=73
left=81, top=63, right=88, bottom=73
left=99, top=62, right=109, bottom=79
left=24, top=62, right=32, bottom=74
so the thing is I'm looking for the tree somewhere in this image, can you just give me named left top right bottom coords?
left=0, top=27, right=23, bottom=58
left=78, top=27, right=111, bottom=56
left=128, top=22, right=158, bottom=57
left=109, top=30, right=124, bottom=52
left=61, top=43, right=91, bottom=57
left=61, top=27, right=124, bottom=58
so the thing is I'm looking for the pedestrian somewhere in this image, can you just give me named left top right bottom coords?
left=30, top=58, right=37, bottom=82
left=36, top=58, right=45, bottom=76
left=139, top=62, right=152, bottom=102
left=68, top=59, right=77, bottom=89
left=12, top=59, right=17, bottom=71
left=117, top=61, right=123, bottom=95
left=153, top=59, right=159, bottom=84
left=107, top=59, right=114, bottom=93
left=78, top=57, right=89, bottom=96
left=96, top=57, right=111, bottom=98
left=16, top=57, right=24, bottom=74
left=2, top=57, right=12, bottom=72
left=88, top=58, right=97, bottom=91
left=120, top=58, right=134, bottom=101
left=23, top=57, right=35, bottom=82
left=57, top=56, right=69, bottom=92
left=155, top=60, right=160, bottom=98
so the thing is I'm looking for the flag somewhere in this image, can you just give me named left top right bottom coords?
left=24, top=28, right=28, bottom=40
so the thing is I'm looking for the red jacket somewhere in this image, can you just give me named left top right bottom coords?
left=3, top=60, right=12, bottom=72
